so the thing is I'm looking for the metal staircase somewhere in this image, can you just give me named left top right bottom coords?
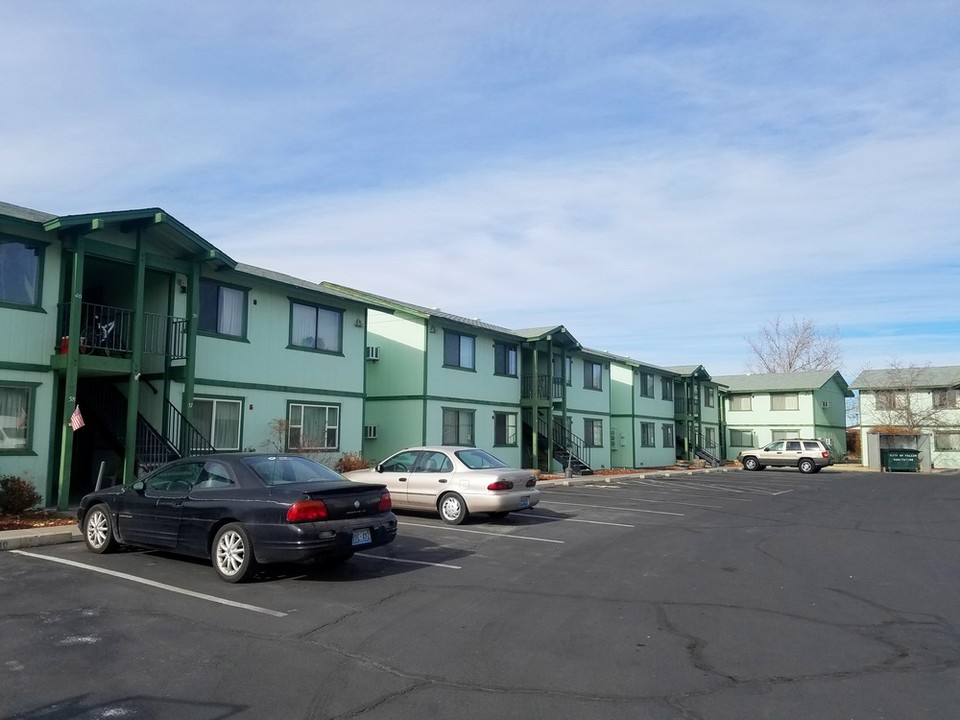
left=523, top=410, right=592, bottom=475
left=78, top=381, right=215, bottom=475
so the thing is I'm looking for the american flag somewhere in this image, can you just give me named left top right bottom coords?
left=70, top=405, right=85, bottom=431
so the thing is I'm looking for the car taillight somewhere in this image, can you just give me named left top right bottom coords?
left=378, top=490, right=392, bottom=512
left=487, top=480, right=514, bottom=491
left=525, top=477, right=537, bottom=487
left=286, top=500, right=328, bottom=523
left=821, top=451, right=829, bottom=458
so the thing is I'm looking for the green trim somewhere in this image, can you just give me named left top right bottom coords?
left=0, top=361, right=51, bottom=373
left=366, top=393, right=520, bottom=408
left=195, top=377, right=365, bottom=399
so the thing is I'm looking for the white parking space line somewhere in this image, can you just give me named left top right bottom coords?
left=540, top=501, right=684, bottom=517
left=625, top=479, right=755, bottom=502
left=12, top=550, right=288, bottom=617
left=522, top=513, right=634, bottom=528
left=355, top=553, right=462, bottom=569
left=550, top=489, right=723, bottom=510
left=398, top=522, right=565, bottom=543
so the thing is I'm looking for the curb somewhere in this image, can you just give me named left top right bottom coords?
left=0, top=524, right=83, bottom=552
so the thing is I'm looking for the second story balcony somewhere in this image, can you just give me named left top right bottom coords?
left=57, top=302, right=188, bottom=361
left=521, top=374, right=565, bottom=402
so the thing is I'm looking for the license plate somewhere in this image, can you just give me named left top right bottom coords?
left=352, top=528, right=372, bottom=546
left=519, top=496, right=529, bottom=509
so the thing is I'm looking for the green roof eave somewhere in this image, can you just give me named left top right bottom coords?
left=43, top=208, right=236, bottom=269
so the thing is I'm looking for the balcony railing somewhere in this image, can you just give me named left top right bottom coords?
left=58, top=303, right=187, bottom=360
left=521, top=374, right=565, bottom=401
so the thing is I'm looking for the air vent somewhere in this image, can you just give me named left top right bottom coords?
left=365, top=346, right=380, bottom=361
left=364, top=425, right=378, bottom=439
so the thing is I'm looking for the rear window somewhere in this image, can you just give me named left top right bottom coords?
left=243, top=456, right=344, bottom=486
left=803, top=441, right=824, bottom=451
left=455, top=448, right=509, bottom=470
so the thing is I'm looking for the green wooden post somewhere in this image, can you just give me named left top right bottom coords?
left=122, top=228, right=147, bottom=482
left=57, top=236, right=85, bottom=510
left=180, top=262, right=200, bottom=452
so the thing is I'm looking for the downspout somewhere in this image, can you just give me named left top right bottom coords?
left=56, top=235, right=85, bottom=510
left=421, top=320, right=429, bottom=445
left=122, top=228, right=147, bottom=483
left=631, top=370, right=637, bottom=468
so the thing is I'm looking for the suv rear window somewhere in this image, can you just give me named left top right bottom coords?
left=803, top=441, right=822, bottom=451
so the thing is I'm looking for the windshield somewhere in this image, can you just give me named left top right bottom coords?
left=454, top=448, right=509, bottom=470
left=243, top=455, right=344, bottom=486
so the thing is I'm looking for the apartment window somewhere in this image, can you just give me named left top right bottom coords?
left=934, top=432, right=960, bottom=451
left=494, top=342, right=518, bottom=377
left=584, top=361, right=602, bottom=390
left=442, top=408, right=474, bottom=445
left=729, top=395, right=752, bottom=411
left=704, top=386, right=716, bottom=408
left=443, top=331, right=475, bottom=370
left=639, top=372, right=655, bottom=398
left=640, top=422, right=656, bottom=447
left=933, top=389, right=959, bottom=409
left=771, top=429, right=800, bottom=441
left=770, top=393, right=799, bottom=411
left=729, top=429, right=753, bottom=447
left=662, top=423, right=674, bottom=448
left=875, top=390, right=907, bottom=411
left=0, top=383, right=33, bottom=451
left=553, top=356, right=573, bottom=386
left=493, top=412, right=517, bottom=446
left=191, top=398, right=242, bottom=451
left=291, top=302, right=342, bottom=353
left=0, top=236, right=42, bottom=308
left=584, top=418, right=603, bottom=447
left=287, top=403, right=339, bottom=451
left=199, top=280, right=246, bottom=338
left=661, top=378, right=674, bottom=401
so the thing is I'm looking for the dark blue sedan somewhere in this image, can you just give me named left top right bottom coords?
left=77, top=453, right=397, bottom=582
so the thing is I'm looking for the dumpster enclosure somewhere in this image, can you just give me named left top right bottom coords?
left=865, top=433, right=931, bottom=472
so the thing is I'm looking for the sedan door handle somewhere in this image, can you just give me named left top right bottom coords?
left=438, top=479, right=448, bottom=484
left=399, top=478, right=407, bottom=482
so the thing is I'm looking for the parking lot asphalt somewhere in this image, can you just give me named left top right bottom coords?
left=0, top=463, right=884, bottom=552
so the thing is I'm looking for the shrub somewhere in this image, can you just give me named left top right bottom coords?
left=0, top=475, right=42, bottom=515
left=335, top=452, right=370, bottom=474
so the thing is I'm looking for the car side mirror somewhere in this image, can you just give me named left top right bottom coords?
left=132, top=481, right=146, bottom=493
left=375, top=464, right=384, bottom=473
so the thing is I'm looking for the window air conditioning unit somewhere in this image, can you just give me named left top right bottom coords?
left=364, top=425, right=378, bottom=439
left=365, top=346, right=380, bottom=361
left=821, top=401, right=831, bottom=408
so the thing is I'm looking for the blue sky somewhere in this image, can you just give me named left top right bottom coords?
left=3, top=1, right=959, bottom=378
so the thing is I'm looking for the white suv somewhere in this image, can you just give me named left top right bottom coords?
left=737, top=439, right=835, bottom=474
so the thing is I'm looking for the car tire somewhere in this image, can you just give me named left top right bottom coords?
left=798, top=459, right=817, bottom=474
left=83, top=504, right=118, bottom=554
left=488, top=511, right=510, bottom=520
left=438, top=492, right=469, bottom=525
left=742, top=456, right=760, bottom=471
left=213, top=523, right=258, bottom=583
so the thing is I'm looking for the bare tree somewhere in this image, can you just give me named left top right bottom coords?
left=745, top=316, right=842, bottom=374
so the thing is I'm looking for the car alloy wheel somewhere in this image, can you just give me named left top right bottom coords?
left=213, top=523, right=257, bottom=583
left=83, top=504, right=117, bottom=554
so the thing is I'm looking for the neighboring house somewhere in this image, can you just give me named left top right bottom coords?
left=850, top=366, right=960, bottom=470
left=0, top=202, right=384, bottom=509
left=713, top=370, right=851, bottom=460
